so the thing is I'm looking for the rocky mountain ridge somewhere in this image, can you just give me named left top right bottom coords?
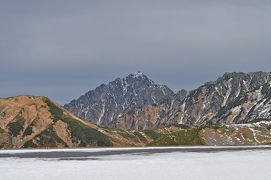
left=112, top=72, right=271, bottom=129
left=66, top=71, right=271, bottom=130
left=65, top=71, right=174, bottom=126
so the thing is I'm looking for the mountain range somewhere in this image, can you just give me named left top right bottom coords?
left=1, top=71, right=271, bottom=148
left=1, top=95, right=271, bottom=149
left=65, top=71, right=271, bottom=130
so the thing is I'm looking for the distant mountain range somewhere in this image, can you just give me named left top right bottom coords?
left=65, top=71, right=271, bottom=130
left=1, top=71, right=271, bottom=149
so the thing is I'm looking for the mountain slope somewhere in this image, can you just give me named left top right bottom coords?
left=1, top=96, right=271, bottom=149
left=169, top=71, right=271, bottom=125
left=0, top=96, right=112, bottom=148
left=111, top=72, right=271, bottom=129
left=64, top=71, right=174, bottom=126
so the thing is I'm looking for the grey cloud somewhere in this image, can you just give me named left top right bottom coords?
left=1, top=0, right=271, bottom=104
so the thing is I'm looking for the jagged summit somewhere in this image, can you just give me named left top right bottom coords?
left=64, top=72, right=174, bottom=126
left=131, top=71, right=144, bottom=78
left=94, top=72, right=153, bottom=92
left=125, top=71, right=154, bottom=83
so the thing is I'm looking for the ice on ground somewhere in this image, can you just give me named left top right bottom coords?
left=1, top=149, right=271, bottom=180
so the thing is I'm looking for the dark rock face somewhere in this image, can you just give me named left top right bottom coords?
left=111, top=72, right=271, bottom=129
left=64, top=72, right=174, bottom=126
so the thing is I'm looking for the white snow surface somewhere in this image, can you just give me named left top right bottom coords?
left=1, top=147, right=271, bottom=180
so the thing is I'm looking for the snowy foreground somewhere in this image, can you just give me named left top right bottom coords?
left=1, top=147, right=271, bottom=180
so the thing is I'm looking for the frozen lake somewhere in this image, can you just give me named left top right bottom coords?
left=1, top=146, right=271, bottom=180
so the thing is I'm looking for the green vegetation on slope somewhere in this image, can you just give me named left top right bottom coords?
left=36, top=125, right=66, bottom=147
left=0, top=127, right=5, bottom=133
left=22, top=125, right=66, bottom=148
left=143, top=129, right=161, bottom=140
left=133, top=131, right=147, bottom=143
left=119, top=131, right=138, bottom=141
left=148, top=128, right=205, bottom=146
left=0, top=126, right=5, bottom=148
left=8, top=115, right=24, bottom=137
left=22, top=121, right=34, bottom=137
left=22, top=140, right=37, bottom=148
left=45, top=98, right=112, bottom=147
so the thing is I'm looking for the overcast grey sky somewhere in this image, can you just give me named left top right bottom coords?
left=1, top=0, right=271, bottom=104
